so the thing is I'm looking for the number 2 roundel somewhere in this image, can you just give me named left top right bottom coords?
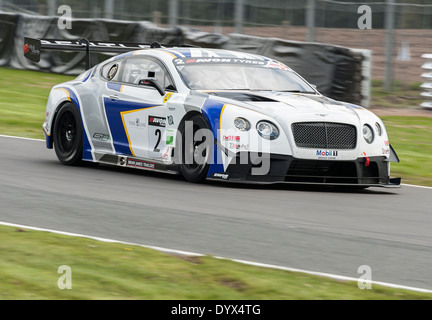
left=148, top=115, right=166, bottom=155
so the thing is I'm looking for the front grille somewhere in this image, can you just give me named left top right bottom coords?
left=292, top=122, right=357, bottom=149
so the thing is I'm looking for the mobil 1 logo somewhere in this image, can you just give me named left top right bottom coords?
left=148, top=115, right=166, bottom=157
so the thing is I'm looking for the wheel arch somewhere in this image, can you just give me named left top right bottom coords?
left=177, top=110, right=204, bottom=127
left=49, top=100, right=78, bottom=148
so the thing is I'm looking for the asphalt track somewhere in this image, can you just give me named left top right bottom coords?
left=1, top=135, right=432, bottom=291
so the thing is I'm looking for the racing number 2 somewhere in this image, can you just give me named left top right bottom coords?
left=148, top=115, right=166, bottom=156
left=154, top=129, right=161, bottom=152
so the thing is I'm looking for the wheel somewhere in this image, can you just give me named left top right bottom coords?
left=178, top=114, right=212, bottom=183
left=53, top=102, right=83, bottom=165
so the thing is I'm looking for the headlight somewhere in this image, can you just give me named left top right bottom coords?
left=234, top=117, right=250, bottom=131
left=256, top=120, right=279, bottom=140
left=375, top=122, right=382, bottom=136
left=362, top=124, right=374, bottom=144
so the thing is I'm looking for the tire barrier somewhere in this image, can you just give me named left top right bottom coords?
left=421, top=54, right=432, bottom=109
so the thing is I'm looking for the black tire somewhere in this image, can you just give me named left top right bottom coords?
left=178, top=113, right=212, bottom=183
left=53, top=102, right=83, bottom=165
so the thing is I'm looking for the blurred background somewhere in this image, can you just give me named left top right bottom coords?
left=3, top=0, right=432, bottom=83
left=1, top=0, right=432, bottom=107
left=1, top=2, right=432, bottom=299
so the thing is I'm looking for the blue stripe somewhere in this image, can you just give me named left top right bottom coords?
left=200, top=99, right=225, bottom=176
left=107, top=82, right=123, bottom=92
left=176, top=48, right=191, bottom=57
left=44, top=131, right=52, bottom=149
left=164, top=49, right=183, bottom=58
left=103, top=97, right=158, bottom=156
left=346, top=103, right=364, bottom=110
left=81, top=68, right=93, bottom=82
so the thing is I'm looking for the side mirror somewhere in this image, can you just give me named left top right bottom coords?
left=138, top=79, right=165, bottom=96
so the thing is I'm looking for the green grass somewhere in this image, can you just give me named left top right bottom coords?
left=0, top=67, right=74, bottom=138
left=1, top=225, right=431, bottom=300
left=382, top=116, right=432, bottom=186
left=371, top=80, right=424, bottom=109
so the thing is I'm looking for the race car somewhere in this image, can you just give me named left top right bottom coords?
left=25, top=37, right=400, bottom=187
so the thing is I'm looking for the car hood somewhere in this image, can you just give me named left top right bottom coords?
left=205, top=90, right=364, bottom=122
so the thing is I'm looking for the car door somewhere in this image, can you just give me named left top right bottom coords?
left=101, top=55, right=177, bottom=161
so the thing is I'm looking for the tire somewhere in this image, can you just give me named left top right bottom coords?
left=178, top=113, right=212, bottom=183
left=53, top=102, right=83, bottom=165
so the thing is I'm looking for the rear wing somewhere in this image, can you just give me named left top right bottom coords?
left=24, top=37, right=195, bottom=69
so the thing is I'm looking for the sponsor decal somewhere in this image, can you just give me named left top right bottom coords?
left=148, top=117, right=166, bottom=154
left=160, top=147, right=171, bottom=161
left=93, top=133, right=110, bottom=141
left=126, top=159, right=155, bottom=169
left=25, top=44, right=39, bottom=55
left=174, top=58, right=266, bottom=66
left=382, top=148, right=390, bottom=155
left=163, top=92, right=173, bottom=103
left=384, top=140, right=389, bottom=146
left=136, top=118, right=144, bottom=127
left=148, top=116, right=166, bottom=127
left=128, top=118, right=146, bottom=128
left=167, top=115, right=174, bottom=125
left=39, top=39, right=153, bottom=49
left=315, top=149, right=339, bottom=160
left=23, top=39, right=41, bottom=62
left=212, top=173, right=229, bottom=180
left=316, top=150, right=338, bottom=157
left=166, top=128, right=175, bottom=145
left=222, top=135, right=240, bottom=141
left=228, top=142, right=249, bottom=151
left=265, top=60, right=290, bottom=71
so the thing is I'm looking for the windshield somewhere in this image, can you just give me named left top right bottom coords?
left=174, top=58, right=315, bottom=92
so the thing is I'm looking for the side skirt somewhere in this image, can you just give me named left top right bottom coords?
left=92, top=152, right=181, bottom=175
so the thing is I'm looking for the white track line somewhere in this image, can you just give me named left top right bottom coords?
left=0, top=134, right=44, bottom=142
left=1, top=221, right=432, bottom=294
left=0, top=221, right=202, bottom=257
left=401, top=183, right=432, bottom=190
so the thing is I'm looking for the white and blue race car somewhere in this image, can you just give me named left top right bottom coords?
left=25, top=38, right=400, bottom=187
